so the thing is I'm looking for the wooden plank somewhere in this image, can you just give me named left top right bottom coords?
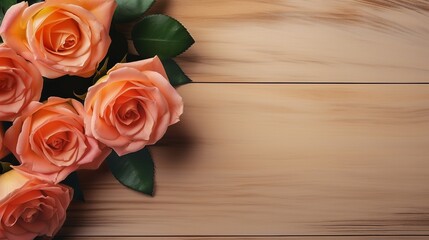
left=144, top=0, right=429, bottom=83
left=61, top=84, right=429, bottom=237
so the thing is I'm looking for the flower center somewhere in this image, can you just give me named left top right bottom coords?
left=0, top=75, right=13, bottom=91
left=22, top=208, right=39, bottom=223
left=49, top=139, right=63, bottom=150
left=124, top=109, right=138, bottom=120
left=117, top=100, right=143, bottom=125
left=46, top=132, right=69, bottom=151
left=60, top=35, right=77, bottom=51
left=36, top=12, right=81, bottom=54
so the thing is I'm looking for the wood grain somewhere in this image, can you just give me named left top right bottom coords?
left=146, top=0, right=429, bottom=83
left=59, top=1, right=429, bottom=239
left=61, top=84, right=429, bottom=237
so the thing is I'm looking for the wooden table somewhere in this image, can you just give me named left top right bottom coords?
left=61, top=0, right=429, bottom=239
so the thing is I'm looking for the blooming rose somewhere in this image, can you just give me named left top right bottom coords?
left=0, top=170, right=72, bottom=240
left=84, top=56, right=183, bottom=156
left=4, top=97, right=111, bottom=183
left=0, top=0, right=117, bottom=78
left=0, top=45, right=42, bottom=121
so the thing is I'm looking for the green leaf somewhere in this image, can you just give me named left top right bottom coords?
left=0, top=0, right=15, bottom=11
left=61, top=172, right=85, bottom=202
left=161, top=59, right=192, bottom=87
left=107, top=148, right=155, bottom=196
left=113, top=0, right=155, bottom=23
left=132, top=14, right=195, bottom=59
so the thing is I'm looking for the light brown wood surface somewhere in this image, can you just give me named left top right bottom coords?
left=61, top=0, right=429, bottom=239
left=168, top=0, right=429, bottom=83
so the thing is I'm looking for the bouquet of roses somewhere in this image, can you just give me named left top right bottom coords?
left=0, top=0, right=194, bottom=239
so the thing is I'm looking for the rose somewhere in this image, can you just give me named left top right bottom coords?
left=0, top=0, right=117, bottom=78
left=0, top=124, right=9, bottom=159
left=84, top=56, right=183, bottom=156
left=0, top=170, right=72, bottom=239
left=4, top=97, right=111, bottom=183
left=0, top=170, right=72, bottom=240
left=0, top=45, right=42, bottom=121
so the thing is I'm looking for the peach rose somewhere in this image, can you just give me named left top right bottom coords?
left=4, top=97, right=111, bottom=183
left=0, top=170, right=72, bottom=240
left=0, top=125, right=9, bottom=159
left=0, top=45, right=42, bottom=121
left=0, top=0, right=117, bottom=78
left=84, top=56, right=183, bottom=156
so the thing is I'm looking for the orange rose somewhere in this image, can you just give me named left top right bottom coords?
left=4, top=97, right=111, bottom=183
left=0, top=170, right=72, bottom=240
left=84, top=56, right=183, bottom=156
left=0, top=45, right=42, bottom=121
left=0, top=0, right=117, bottom=78
left=0, top=125, right=9, bottom=159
